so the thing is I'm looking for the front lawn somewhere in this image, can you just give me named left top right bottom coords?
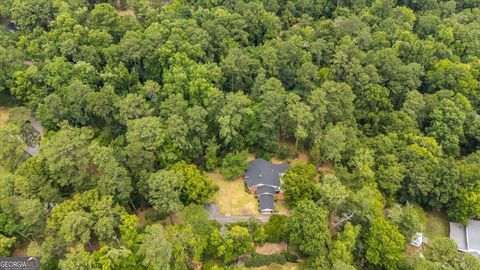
left=424, top=211, right=449, bottom=240
left=208, top=172, right=259, bottom=216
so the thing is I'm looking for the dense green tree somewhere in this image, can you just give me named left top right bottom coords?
left=344, top=184, right=385, bottom=225
left=146, top=170, right=183, bottom=215
left=0, top=45, right=24, bottom=94
left=426, top=98, right=466, bottom=156
left=205, top=139, right=219, bottom=171
left=220, top=151, right=248, bottom=180
left=218, top=91, right=253, bottom=151
left=311, top=124, right=347, bottom=165
left=138, top=224, right=171, bottom=270
left=310, top=81, right=355, bottom=126
left=263, top=214, right=287, bottom=243
left=388, top=204, right=425, bottom=241
left=1, top=1, right=480, bottom=269
left=58, top=245, right=97, bottom=270
left=285, top=200, right=330, bottom=256
left=0, top=124, right=26, bottom=172
left=0, top=234, right=16, bottom=256
left=88, top=142, right=132, bottom=202
left=11, top=0, right=53, bottom=29
left=170, top=161, right=217, bottom=205
left=366, top=218, right=406, bottom=270
left=317, top=174, right=348, bottom=211
left=286, top=93, right=313, bottom=149
left=282, top=164, right=318, bottom=206
left=426, top=60, right=478, bottom=106
left=41, top=124, right=92, bottom=189
left=425, top=237, right=459, bottom=265
left=329, top=222, right=360, bottom=266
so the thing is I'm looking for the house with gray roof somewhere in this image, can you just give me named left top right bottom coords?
left=449, top=219, right=480, bottom=259
left=245, top=158, right=289, bottom=214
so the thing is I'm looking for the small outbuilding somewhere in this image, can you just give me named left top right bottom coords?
left=449, top=219, right=480, bottom=259
left=6, top=22, right=19, bottom=33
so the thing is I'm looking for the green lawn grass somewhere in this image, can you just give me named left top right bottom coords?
left=208, top=172, right=259, bottom=216
left=424, top=211, right=449, bottom=240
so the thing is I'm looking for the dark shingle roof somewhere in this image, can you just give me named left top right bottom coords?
left=256, top=186, right=276, bottom=196
left=258, top=194, right=274, bottom=212
left=245, top=158, right=289, bottom=188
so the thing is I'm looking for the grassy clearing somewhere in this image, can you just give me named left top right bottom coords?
left=0, top=107, right=9, bottom=125
left=208, top=172, right=259, bottom=216
left=255, top=243, right=288, bottom=255
left=424, top=211, right=449, bottom=240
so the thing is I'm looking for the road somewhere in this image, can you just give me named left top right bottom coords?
left=204, top=203, right=271, bottom=224
left=25, top=116, right=44, bottom=156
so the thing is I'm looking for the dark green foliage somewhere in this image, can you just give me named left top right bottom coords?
left=244, top=253, right=287, bottom=267
left=282, top=164, right=318, bottom=206
left=220, top=151, right=248, bottom=180
left=276, top=144, right=297, bottom=160
left=1, top=0, right=480, bottom=269
left=264, top=214, right=287, bottom=243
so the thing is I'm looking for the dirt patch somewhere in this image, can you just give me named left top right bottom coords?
left=208, top=172, right=259, bottom=216
left=243, top=262, right=299, bottom=270
left=255, top=243, right=287, bottom=255
left=135, top=208, right=149, bottom=228
left=275, top=200, right=290, bottom=215
left=12, top=241, right=29, bottom=257
left=318, top=161, right=333, bottom=175
left=0, top=107, right=9, bottom=125
left=118, top=9, right=134, bottom=16
left=271, top=150, right=309, bottom=166
left=291, top=151, right=309, bottom=165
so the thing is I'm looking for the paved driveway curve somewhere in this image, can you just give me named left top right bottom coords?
left=204, top=203, right=271, bottom=224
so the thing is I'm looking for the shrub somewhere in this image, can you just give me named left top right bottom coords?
left=283, top=252, right=298, bottom=262
left=264, top=214, right=287, bottom=243
left=244, top=253, right=287, bottom=267
left=221, top=151, right=248, bottom=180
left=277, top=144, right=297, bottom=160
left=144, top=209, right=167, bottom=225
left=255, top=149, right=274, bottom=160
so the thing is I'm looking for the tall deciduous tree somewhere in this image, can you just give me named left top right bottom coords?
left=11, top=0, right=53, bottom=29
left=285, top=200, right=330, bottom=256
left=282, top=164, right=318, bottom=207
left=366, top=218, right=405, bottom=270
left=220, top=151, right=248, bottom=180
left=0, top=124, right=26, bottom=172
left=388, top=204, right=425, bottom=241
left=146, top=170, right=183, bottom=215
left=138, top=224, right=172, bottom=270
left=170, top=161, right=217, bottom=205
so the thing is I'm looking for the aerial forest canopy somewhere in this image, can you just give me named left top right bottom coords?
left=1, top=0, right=480, bottom=269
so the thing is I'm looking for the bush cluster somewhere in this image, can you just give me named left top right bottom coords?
left=244, top=253, right=287, bottom=267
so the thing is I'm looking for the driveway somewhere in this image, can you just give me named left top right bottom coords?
left=204, top=203, right=271, bottom=224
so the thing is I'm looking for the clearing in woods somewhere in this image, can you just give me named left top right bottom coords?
left=208, top=172, right=259, bottom=216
